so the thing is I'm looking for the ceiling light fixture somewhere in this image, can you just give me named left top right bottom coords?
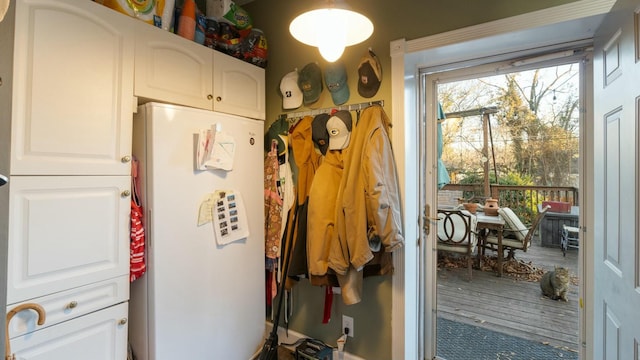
left=289, top=0, right=373, bottom=62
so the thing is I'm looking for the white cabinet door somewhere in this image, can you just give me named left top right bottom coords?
left=134, top=21, right=265, bottom=119
left=7, top=176, right=130, bottom=304
left=10, top=0, right=134, bottom=176
left=8, top=302, right=128, bottom=360
left=213, top=51, right=266, bottom=120
left=134, top=21, right=214, bottom=110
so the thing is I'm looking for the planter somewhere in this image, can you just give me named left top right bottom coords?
left=484, top=198, right=499, bottom=216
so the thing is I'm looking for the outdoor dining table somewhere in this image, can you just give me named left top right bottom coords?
left=475, top=212, right=506, bottom=277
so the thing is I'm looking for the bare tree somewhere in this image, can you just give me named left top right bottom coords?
left=438, top=64, right=579, bottom=187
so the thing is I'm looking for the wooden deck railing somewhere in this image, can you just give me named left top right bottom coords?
left=440, top=184, right=579, bottom=224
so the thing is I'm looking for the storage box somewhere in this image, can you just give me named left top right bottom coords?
left=542, top=201, right=571, bottom=213
left=295, top=339, right=333, bottom=360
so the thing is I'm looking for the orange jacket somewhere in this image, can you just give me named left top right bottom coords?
left=328, top=105, right=404, bottom=304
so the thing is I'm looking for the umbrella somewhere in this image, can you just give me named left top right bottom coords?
left=437, top=103, right=450, bottom=189
left=5, top=303, right=46, bottom=360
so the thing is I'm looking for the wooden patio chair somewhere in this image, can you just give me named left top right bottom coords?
left=482, top=205, right=550, bottom=260
left=437, top=209, right=478, bottom=280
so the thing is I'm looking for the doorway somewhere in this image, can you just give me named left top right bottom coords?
left=420, top=52, right=588, bottom=359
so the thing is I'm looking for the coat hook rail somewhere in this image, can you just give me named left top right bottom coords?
left=282, top=100, right=384, bottom=120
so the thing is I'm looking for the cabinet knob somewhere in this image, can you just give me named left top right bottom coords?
left=119, top=318, right=128, bottom=325
left=216, top=96, right=222, bottom=102
left=66, top=301, right=78, bottom=309
left=121, top=155, right=131, bottom=163
left=121, top=190, right=131, bottom=197
left=207, top=94, right=213, bottom=100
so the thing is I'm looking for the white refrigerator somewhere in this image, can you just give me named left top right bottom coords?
left=129, top=103, right=265, bottom=359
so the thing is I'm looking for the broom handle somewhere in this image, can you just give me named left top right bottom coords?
left=269, top=203, right=298, bottom=336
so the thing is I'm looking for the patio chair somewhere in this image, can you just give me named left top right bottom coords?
left=482, top=205, right=550, bottom=259
left=437, top=209, right=478, bottom=280
left=561, top=224, right=580, bottom=257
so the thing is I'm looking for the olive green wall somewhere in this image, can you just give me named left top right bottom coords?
left=243, top=0, right=576, bottom=358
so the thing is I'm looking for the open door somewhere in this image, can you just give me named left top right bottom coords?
left=422, top=54, right=587, bottom=359
left=592, top=0, right=640, bottom=358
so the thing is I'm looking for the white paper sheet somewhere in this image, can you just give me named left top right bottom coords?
left=198, top=190, right=249, bottom=245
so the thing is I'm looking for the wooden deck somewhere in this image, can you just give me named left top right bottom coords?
left=436, top=237, right=580, bottom=352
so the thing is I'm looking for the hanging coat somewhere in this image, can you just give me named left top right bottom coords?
left=284, top=116, right=321, bottom=283
left=328, top=105, right=404, bottom=304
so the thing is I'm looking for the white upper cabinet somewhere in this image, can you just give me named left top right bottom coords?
left=9, top=0, right=134, bottom=176
left=134, top=22, right=265, bottom=120
left=212, top=50, right=265, bottom=120
left=134, top=21, right=214, bottom=111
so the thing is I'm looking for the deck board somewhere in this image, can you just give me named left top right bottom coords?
left=437, top=238, right=580, bottom=352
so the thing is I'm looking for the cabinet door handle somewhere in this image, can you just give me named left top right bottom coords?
left=66, top=301, right=78, bottom=309
left=119, top=318, right=128, bottom=325
left=121, top=155, right=131, bottom=163
left=121, top=190, right=131, bottom=197
left=207, top=94, right=213, bottom=100
left=216, top=96, right=222, bottom=102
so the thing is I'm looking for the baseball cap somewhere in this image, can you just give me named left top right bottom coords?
left=326, top=110, right=352, bottom=150
left=298, top=62, right=323, bottom=105
left=324, top=62, right=349, bottom=105
left=264, top=117, right=289, bottom=155
left=280, top=69, right=303, bottom=109
left=311, top=113, right=331, bottom=155
left=357, top=49, right=382, bottom=98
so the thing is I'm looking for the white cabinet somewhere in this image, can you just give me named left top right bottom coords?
left=134, top=21, right=213, bottom=111
left=0, top=1, right=133, bottom=358
left=7, top=276, right=129, bottom=339
left=6, top=176, right=130, bottom=305
left=8, top=0, right=134, bottom=176
left=134, top=22, right=265, bottom=120
left=212, top=51, right=265, bottom=120
left=9, top=302, right=129, bottom=360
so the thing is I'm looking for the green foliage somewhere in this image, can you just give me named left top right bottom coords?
left=458, top=170, right=532, bottom=186
left=457, top=171, right=538, bottom=224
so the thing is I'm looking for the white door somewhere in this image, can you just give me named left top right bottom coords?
left=10, top=0, right=134, bottom=176
left=592, top=0, right=640, bottom=358
left=7, top=176, right=130, bottom=304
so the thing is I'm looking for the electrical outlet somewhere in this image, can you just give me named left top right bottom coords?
left=342, top=315, right=354, bottom=338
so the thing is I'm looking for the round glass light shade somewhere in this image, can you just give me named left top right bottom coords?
left=289, top=7, right=373, bottom=62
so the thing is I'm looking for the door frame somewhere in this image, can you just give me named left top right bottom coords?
left=422, top=51, right=590, bottom=358
left=389, top=1, right=612, bottom=359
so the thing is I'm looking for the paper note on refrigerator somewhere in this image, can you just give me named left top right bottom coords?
left=198, top=190, right=249, bottom=245
left=205, top=130, right=236, bottom=171
left=196, top=124, right=236, bottom=171
left=196, top=127, right=214, bottom=171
